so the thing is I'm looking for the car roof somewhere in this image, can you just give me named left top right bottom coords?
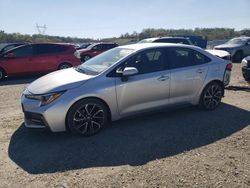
left=156, top=37, right=188, bottom=40
left=232, top=36, right=250, bottom=40
left=119, top=42, right=196, bottom=50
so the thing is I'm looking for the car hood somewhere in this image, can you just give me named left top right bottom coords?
left=214, top=43, right=242, bottom=49
left=206, top=49, right=230, bottom=58
left=27, top=68, right=94, bottom=94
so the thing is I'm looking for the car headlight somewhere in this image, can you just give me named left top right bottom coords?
left=241, top=59, right=248, bottom=68
left=25, top=91, right=65, bottom=106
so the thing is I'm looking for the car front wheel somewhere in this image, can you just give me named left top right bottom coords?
left=199, top=82, right=223, bottom=110
left=67, top=98, right=109, bottom=136
left=81, top=55, right=91, bottom=63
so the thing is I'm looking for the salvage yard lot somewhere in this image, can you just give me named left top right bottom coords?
left=0, top=64, right=249, bottom=187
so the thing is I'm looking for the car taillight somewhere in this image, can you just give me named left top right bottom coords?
left=74, top=51, right=81, bottom=59
left=226, top=63, right=233, bottom=71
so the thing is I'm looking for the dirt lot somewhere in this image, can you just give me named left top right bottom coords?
left=0, top=64, right=249, bottom=188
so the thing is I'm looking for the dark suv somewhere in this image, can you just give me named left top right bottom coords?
left=0, top=43, right=81, bottom=81
left=78, top=42, right=118, bottom=62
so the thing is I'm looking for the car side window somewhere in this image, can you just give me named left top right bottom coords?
left=169, top=48, right=210, bottom=69
left=33, top=44, right=63, bottom=55
left=193, top=51, right=211, bottom=64
left=92, top=44, right=102, bottom=50
left=123, top=49, right=165, bottom=74
left=11, top=46, right=33, bottom=57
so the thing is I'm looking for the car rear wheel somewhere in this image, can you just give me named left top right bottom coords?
left=67, top=98, right=109, bottom=136
left=58, top=63, right=72, bottom=70
left=0, top=69, right=6, bottom=81
left=233, top=51, right=243, bottom=62
left=81, top=55, right=91, bottom=63
left=199, top=82, right=223, bottom=110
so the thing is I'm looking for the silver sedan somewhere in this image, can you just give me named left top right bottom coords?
left=21, top=43, right=232, bottom=136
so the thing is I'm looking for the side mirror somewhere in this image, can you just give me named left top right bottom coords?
left=246, top=42, right=250, bottom=46
left=122, top=67, right=138, bottom=77
left=4, top=53, right=15, bottom=58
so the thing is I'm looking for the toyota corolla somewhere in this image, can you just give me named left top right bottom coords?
left=21, top=43, right=232, bottom=136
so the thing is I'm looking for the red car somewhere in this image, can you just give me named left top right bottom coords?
left=78, top=42, right=118, bottom=62
left=0, top=43, right=81, bottom=81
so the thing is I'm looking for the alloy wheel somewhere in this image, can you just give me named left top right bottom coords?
left=72, top=103, right=105, bottom=135
left=203, top=84, right=222, bottom=110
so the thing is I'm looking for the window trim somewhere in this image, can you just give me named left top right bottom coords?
left=106, top=47, right=169, bottom=77
left=167, top=47, right=211, bottom=70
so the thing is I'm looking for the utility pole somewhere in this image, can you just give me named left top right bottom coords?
left=36, top=24, right=47, bottom=35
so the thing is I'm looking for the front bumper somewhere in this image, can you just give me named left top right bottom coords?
left=242, top=67, right=250, bottom=81
left=21, top=94, right=68, bottom=132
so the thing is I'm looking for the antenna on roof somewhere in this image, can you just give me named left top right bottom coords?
left=36, top=24, right=47, bottom=35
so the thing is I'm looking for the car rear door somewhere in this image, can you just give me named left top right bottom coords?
left=115, top=48, right=170, bottom=116
left=168, top=47, right=210, bottom=104
left=1, top=45, right=33, bottom=76
left=31, top=44, right=59, bottom=73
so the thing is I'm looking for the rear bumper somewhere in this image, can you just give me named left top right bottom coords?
left=242, top=67, right=250, bottom=80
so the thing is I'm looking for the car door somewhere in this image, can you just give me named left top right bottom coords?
left=115, top=48, right=170, bottom=116
left=91, top=44, right=105, bottom=56
left=168, top=47, right=210, bottom=104
left=32, top=44, right=59, bottom=73
left=1, top=45, right=33, bottom=76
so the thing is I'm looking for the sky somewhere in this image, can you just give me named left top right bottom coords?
left=0, top=0, right=250, bottom=39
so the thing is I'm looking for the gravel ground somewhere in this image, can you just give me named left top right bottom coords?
left=0, top=63, right=249, bottom=188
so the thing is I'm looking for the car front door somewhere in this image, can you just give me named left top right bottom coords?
left=168, top=47, right=209, bottom=104
left=1, top=45, right=33, bottom=76
left=115, top=48, right=170, bottom=116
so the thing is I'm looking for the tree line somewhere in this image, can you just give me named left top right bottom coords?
left=0, top=28, right=250, bottom=44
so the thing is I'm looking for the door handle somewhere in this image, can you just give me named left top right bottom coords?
left=157, top=75, right=169, bottom=81
left=196, top=69, right=204, bottom=74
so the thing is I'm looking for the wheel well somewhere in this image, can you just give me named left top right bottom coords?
left=202, top=80, right=225, bottom=97
left=65, top=97, right=112, bottom=131
left=0, top=67, right=6, bottom=76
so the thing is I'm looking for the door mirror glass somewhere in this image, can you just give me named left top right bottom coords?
left=4, top=53, right=15, bottom=58
left=122, top=67, right=138, bottom=76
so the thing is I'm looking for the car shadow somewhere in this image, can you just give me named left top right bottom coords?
left=8, top=103, right=250, bottom=174
left=0, top=76, right=40, bottom=86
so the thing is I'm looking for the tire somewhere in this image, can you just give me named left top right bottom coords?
left=233, top=51, right=243, bottom=62
left=0, top=69, right=6, bottom=81
left=58, top=63, right=72, bottom=70
left=81, top=55, right=91, bottom=63
left=199, top=82, right=223, bottom=110
left=66, top=98, right=109, bottom=136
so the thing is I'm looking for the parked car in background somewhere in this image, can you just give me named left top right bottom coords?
left=214, top=37, right=250, bottom=62
left=0, top=42, right=28, bottom=55
left=76, top=42, right=93, bottom=50
left=78, top=42, right=118, bottom=62
left=0, top=43, right=81, bottom=81
left=21, top=43, right=232, bottom=136
left=138, top=37, right=193, bottom=45
left=241, top=56, right=250, bottom=81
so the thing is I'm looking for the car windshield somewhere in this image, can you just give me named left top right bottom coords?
left=226, top=38, right=248, bottom=45
left=76, top=48, right=135, bottom=75
left=86, top=43, right=98, bottom=49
